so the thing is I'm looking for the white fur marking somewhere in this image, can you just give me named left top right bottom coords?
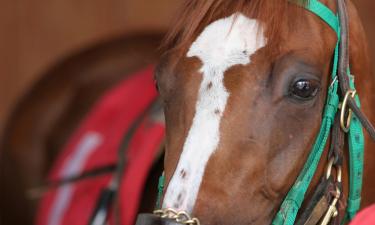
left=163, top=13, right=266, bottom=213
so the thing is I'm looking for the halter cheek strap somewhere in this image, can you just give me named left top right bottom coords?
left=272, top=0, right=364, bottom=224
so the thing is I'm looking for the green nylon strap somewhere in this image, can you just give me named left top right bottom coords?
left=273, top=1, right=365, bottom=224
left=345, top=72, right=364, bottom=220
left=272, top=81, right=339, bottom=225
left=305, top=0, right=340, bottom=36
left=273, top=1, right=341, bottom=224
left=346, top=114, right=364, bottom=220
left=156, top=172, right=165, bottom=209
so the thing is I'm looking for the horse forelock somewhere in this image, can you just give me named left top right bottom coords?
left=162, top=0, right=309, bottom=55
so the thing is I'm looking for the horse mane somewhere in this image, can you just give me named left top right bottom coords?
left=162, top=0, right=308, bottom=53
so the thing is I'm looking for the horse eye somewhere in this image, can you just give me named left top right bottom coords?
left=289, top=79, right=320, bottom=100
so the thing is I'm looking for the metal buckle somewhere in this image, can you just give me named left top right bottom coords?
left=340, top=89, right=356, bottom=132
left=329, top=76, right=338, bottom=88
left=326, top=158, right=342, bottom=183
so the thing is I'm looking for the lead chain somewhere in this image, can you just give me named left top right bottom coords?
left=153, top=208, right=200, bottom=225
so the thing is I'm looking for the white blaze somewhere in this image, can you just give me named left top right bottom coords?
left=162, top=13, right=266, bottom=212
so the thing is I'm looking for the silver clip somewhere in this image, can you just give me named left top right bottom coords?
left=329, top=76, right=338, bottom=88
left=320, top=187, right=340, bottom=225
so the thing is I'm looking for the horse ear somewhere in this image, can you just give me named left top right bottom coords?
left=347, top=0, right=372, bottom=82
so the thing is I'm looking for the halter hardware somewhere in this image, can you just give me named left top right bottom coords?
left=325, top=157, right=342, bottom=183
left=320, top=187, right=341, bottom=225
left=340, top=89, right=357, bottom=132
left=272, top=0, right=366, bottom=224
left=153, top=208, right=201, bottom=225
left=318, top=157, right=343, bottom=225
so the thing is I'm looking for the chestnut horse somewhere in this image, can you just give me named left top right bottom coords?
left=149, top=0, right=375, bottom=224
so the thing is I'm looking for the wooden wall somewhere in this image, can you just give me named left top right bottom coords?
left=0, top=0, right=374, bottom=133
left=0, top=0, right=179, bottom=133
left=355, top=1, right=375, bottom=64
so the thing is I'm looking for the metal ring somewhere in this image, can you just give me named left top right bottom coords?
left=166, top=208, right=178, bottom=216
left=176, top=211, right=192, bottom=222
left=185, top=218, right=201, bottom=225
left=326, top=158, right=334, bottom=180
left=326, top=157, right=342, bottom=183
left=336, top=166, right=342, bottom=183
left=340, top=89, right=356, bottom=132
left=154, top=208, right=200, bottom=225
left=153, top=209, right=164, bottom=216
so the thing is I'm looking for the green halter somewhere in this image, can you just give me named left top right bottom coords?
left=272, top=0, right=364, bottom=224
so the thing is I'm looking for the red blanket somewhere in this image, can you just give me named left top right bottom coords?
left=36, top=66, right=165, bottom=225
left=350, top=205, right=375, bottom=225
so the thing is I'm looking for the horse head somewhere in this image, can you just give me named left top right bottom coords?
left=153, top=0, right=375, bottom=224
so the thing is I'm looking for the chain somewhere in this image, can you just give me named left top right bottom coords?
left=153, top=208, right=200, bottom=225
left=320, top=157, right=342, bottom=225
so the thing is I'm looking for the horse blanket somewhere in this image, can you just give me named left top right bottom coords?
left=350, top=204, right=375, bottom=225
left=36, top=66, right=165, bottom=225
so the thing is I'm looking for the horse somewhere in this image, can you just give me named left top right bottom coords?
left=142, top=0, right=375, bottom=224
left=0, top=32, right=164, bottom=225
